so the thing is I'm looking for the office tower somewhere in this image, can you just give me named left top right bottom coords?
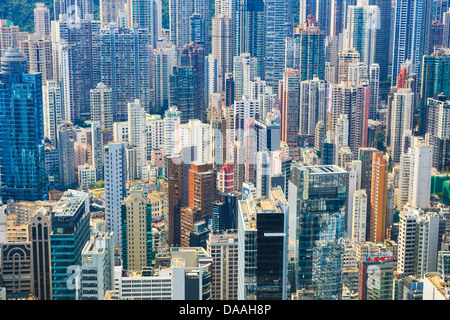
left=391, top=0, right=432, bottom=87
left=299, top=77, right=328, bottom=137
left=426, top=96, right=450, bottom=171
left=43, top=81, right=63, bottom=146
left=30, top=209, right=52, bottom=300
left=238, top=187, right=288, bottom=300
left=54, top=0, right=94, bottom=20
left=316, top=0, right=333, bottom=36
left=367, top=0, right=392, bottom=81
left=330, top=84, right=368, bottom=158
left=369, top=152, right=388, bottom=243
left=169, top=65, right=197, bottom=123
left=212, top=192, right=241, bottom=231
left=57, top=121, right=76, bottom=188
left=236, top=0, right=265, bottom=78
left=207, top=231, right=239, bottom=300
left=411, top=143, right=433, bottom=208
left=80, top=232, right=114, bottom=300
left=359, top=251, right=394, bottom=300
left=180, top=207, right=203, bottom=247
left=358, top=147, right=378, bottom=193
left=34, top=3, right=51, bottom=36
left=99, top=0, right=127, bottom=27
left=51, top=15, right=100, bottom=122
left=190, top=13, right=206, bottom=49
left=285, top=18, right=326, bottom=81
left=263, top=0, right=293, bottom=91
left=0, top=46, right=46, bottom=202
left=50, top=190, right=91, bottom=300
left=188, top=163, right=216, bottom=219
left=180, top=42, right=207, bottom=122
left=279, top=69, right=300, bottom=148
left=429, top=20, right=444, bottom=53
left=389, top=88, right=414, bottom=163
left=0, top=240, right=33, bottom=299
left=212, top=15, right=234, bottom=92
left=19, top=35, right=53, bottom=82
left=255, top=118, right=280, bottom=152
left=233, top=53, right=258, bottom=100
left=127, top=99, right=147, bottom=177
left=128, top=0, right=162, bottom=48
left=90, top=82, right=113, bottom=131
left=289, top=164, right=347, bottom=300
left=97, top=25, right=150, bottom=121
left=170, top=0, right=209, bottom=51
left=165, top=154, right=183, bottom=247
left=104, top=142, right=127, bottom=248
left=344, top=2, right=379, bottom=67
left=121, top=185, right=153, bottom=271
left=171, top=247, right=213, bottom=300
left=153, top=42, right=177, bottom=112
left=420, top=48, right=450, bottom=134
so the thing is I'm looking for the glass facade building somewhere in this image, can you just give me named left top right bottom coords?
left=0, top=46, right=46, bottom=202
left=50, top=190, right=91, bottom=300
left=289, top=163, right=347, bottom=300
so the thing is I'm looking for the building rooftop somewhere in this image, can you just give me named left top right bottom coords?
left=53, top=190, right=88, bottom=217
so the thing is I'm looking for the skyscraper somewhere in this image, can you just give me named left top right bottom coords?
left=169, top=65, right=197, bottom=124
left=97, top=24, right=150, bottom=121
left=0, top=46, right=46, bottom=202
left=180, top=42, right=207, bottom=122
left=289, top=164, right=347, bottom=300
left=212, top=15, right=234, bottom=92
left=279, top=68, right=300, bottom=148
left=263, top=0, right=293, bottom=91
left=104, top=142, right=127, bottom=248
left=236, top=0, right=265, bottom=78
left=121, top=184, right=153, bottom=271
left=34, top=3, right=51, bottom=36
left=391, top=0, right=432, bottom=87
left=238, top=187, right=288, bottom=300
left=370, top=152, right=388, bottom=243
left=51, top=15, right=100, bottom=122
left=285, top=17, right=326, bottom=81
left=90, top=82, right=113, bottom=131
left=389, top=88, right=414, bottom=163
left=30, top=208, right=52, bottom=300
left=169, top=0, right=209, bottom=51
left=50, top=190, right=91, bottom=300
left=128, top=0, right=162, bottom=48
left=420, top=48, right=450, bottom=134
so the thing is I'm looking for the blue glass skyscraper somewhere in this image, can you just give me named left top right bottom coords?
left=0, top=46, right=46, bottom=202
left=50, top=190, right=91, bottom=300
left=288, top=163, right=347, bottom=300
